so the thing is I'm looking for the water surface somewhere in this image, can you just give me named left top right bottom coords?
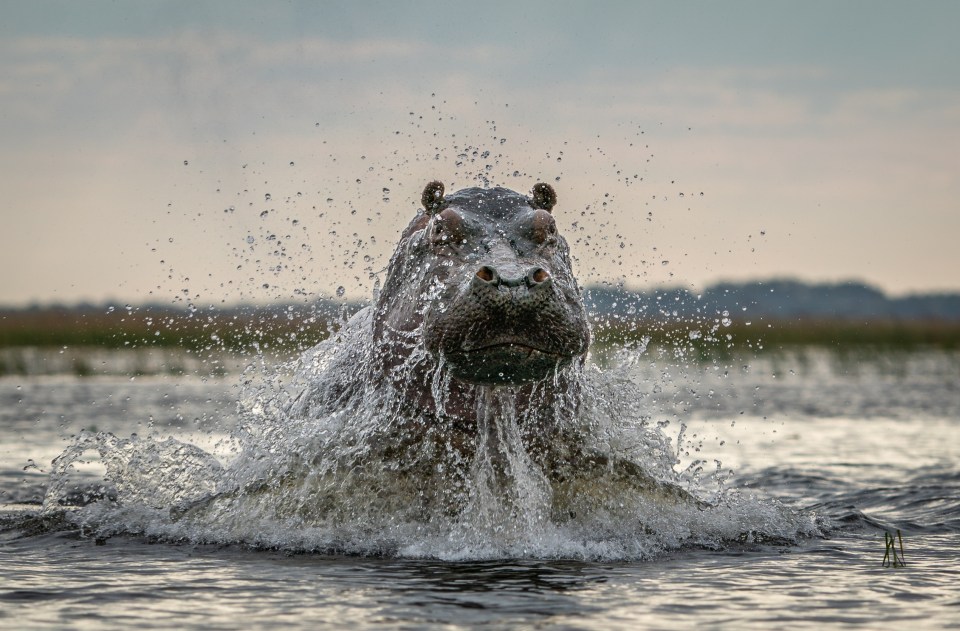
left=2, top=349, right=958, bottom=629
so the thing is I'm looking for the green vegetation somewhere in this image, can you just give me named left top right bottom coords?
left=0, top=306, right=337, bottom=354
left=593, top=317, right=960, bottom=360
left=1, top=307, right=959, bottom=377
left=883, top=530, right=906, bottom=568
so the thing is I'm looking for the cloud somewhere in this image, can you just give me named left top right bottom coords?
left=2, top=28, right=960, bottom=305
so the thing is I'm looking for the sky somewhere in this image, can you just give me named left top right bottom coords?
left=2, top=0, right=959, bottom=307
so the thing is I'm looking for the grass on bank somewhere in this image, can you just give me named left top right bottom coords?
left=593, top=316, right=960, bottom=359
left=0, top=307, right=336, bottom=354
left=3, top=307, right=960, bottom=359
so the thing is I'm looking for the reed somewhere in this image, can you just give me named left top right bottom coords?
left=592, top=317, right=960, bottom=358
left=882, top=530, right=906, bottom=568
left=0, top=306, right=338, bottom=354
left=2, top=307, right=959, bottom=357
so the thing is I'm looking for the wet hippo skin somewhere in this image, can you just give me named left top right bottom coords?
left=373, top=181, right=590, bottom=386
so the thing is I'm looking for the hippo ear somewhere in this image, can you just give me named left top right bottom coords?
left=531, top=183, right=557, bottom=213
left=421, top=181, right=445, bottom=215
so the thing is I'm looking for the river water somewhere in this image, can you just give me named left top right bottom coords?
left=1, top=348, right=958, bottom=629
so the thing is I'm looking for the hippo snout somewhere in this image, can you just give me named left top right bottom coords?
left=473, top=265, right=552, bottom=290
left=436, top=259, right=585, bottom=385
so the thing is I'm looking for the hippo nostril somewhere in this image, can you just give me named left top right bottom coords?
left=529, top=267, right=551, bottom=285
left=476, top=265, right=498, bottom=284
left=476, top=265, right=547, bottom=289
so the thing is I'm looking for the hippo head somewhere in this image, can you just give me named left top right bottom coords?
left=373, top=181, right=590, bottom=386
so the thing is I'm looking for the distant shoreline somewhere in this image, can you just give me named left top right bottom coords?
left=6, top=278, right=960, bottom=322
left=2, top=311, right=958, bottom=364
left=2, top=280, right=959, bottom=367
left=2, top=325, right=958, bottom=379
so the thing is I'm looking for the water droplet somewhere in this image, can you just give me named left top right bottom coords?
left=336, top=286, right=346, bottom=297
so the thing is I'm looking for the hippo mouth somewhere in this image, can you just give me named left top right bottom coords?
left=444, top=341, right=572, bottom=385
left=463, top=341, right=561, bottom=357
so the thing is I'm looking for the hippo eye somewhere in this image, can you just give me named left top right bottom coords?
left=530, top=209, right=558, bottom=246
left=430, top=208, right=467, bottom=247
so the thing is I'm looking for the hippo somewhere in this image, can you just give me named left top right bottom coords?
left=272, top=183, right=593, bottom=479
left=253, top=181, right=698, bottom=526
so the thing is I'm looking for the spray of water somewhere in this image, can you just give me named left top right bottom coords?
left=40, top=298, right=819, bottom=559
left=38, top=158, right=821, bottom=558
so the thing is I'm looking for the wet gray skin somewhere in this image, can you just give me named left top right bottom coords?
left=372, top=181, right=590, bottom=386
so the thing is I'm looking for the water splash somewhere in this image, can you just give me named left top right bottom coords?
left=40, top=305, right=819, bottom=559
left=451, top=388, right=553, bottom=553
